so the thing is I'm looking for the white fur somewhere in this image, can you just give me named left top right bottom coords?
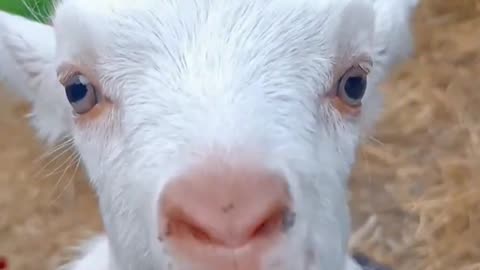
left=59, top=236, right=114, bottom=270
left=0, top=10, right=71, bottom=144
left=0, top=0, right=418, bottom=269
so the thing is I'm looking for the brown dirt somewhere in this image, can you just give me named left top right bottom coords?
left=0, top=0, right=479, bottom=269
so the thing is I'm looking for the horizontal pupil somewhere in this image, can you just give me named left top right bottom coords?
left=66, top=83, right=88, bottom=103
left=345, top=76, right=366, bottom=100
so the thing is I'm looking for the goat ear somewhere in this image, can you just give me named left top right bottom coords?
left=0, top=11, right=71, bottom=145
left=371, top=0, right=419, bottom=78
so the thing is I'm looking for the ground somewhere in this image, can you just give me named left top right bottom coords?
left=0, top=0, right=479, bottom=270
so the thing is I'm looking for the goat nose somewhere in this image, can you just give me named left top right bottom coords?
left=159, top=164, right=292, bottom=255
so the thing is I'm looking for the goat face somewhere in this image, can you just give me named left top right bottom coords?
left=1, top=0, right=414, bottom=269
left=52, top=1, right=381, bottom=269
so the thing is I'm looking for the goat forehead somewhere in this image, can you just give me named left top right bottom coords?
left=54, top=0, right=375, bottom=79
left=56, top=0, right=370, bottom=14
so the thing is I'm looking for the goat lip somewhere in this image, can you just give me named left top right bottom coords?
left=165, top=238, right=279, bottom=270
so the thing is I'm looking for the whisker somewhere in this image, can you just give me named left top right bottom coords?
left=42, top=149, right=79, bottom=179
left=48, top=150, right=79, bottom=196
left=34, top=137, right=74, bottom=164
left=32, top=141, right=75, bottom=180
left=367, top=135, right=385, bottom=147
left=50, top=153, right=82, bottom=206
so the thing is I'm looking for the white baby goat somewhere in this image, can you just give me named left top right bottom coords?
left=0, top=0, right=418, bottom=270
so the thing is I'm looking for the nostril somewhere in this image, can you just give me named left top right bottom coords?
left=188, top=224, right=212, bottom=243
left=250, top=212, right=283, bottom=239
left=165, top=217, right=221, bottom=246
left=249, top=207, right=294, bottom=240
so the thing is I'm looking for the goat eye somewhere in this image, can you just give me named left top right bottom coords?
left=337, top=66, right=368, bottom=107
left=64, top=74, right=98, bottom=114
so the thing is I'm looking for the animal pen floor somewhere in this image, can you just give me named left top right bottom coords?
left=0, top=1, right=479, bottom=269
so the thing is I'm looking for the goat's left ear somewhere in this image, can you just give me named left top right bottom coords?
left=0, top=11, right=71, bottom=145
left=371, top=0, right=419, bottom=79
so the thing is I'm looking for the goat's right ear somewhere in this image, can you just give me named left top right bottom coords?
left=0, top=11, right=72, bottom=145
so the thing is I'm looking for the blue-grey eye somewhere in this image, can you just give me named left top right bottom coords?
left=64, top=74, right=97, bottom=114
left=337, top=66, right=368, bottom=107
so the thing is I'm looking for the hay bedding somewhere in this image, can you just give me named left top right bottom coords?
left=0, top=0, right=479, bottom=269
left=350, top=0, right=480, bottom=269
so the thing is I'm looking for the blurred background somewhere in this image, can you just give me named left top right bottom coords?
left=0, top=0, right=479, bottom=270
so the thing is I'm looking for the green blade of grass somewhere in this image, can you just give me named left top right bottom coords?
left=0, top=0, right=52, bottom=21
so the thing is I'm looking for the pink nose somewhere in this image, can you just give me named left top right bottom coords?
left=158, top=162, right=292, bottom=269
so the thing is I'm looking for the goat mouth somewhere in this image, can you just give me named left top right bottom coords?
left=163, top=248, right=266, bottom=270
left=161, top=228, right=287, bottom=270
